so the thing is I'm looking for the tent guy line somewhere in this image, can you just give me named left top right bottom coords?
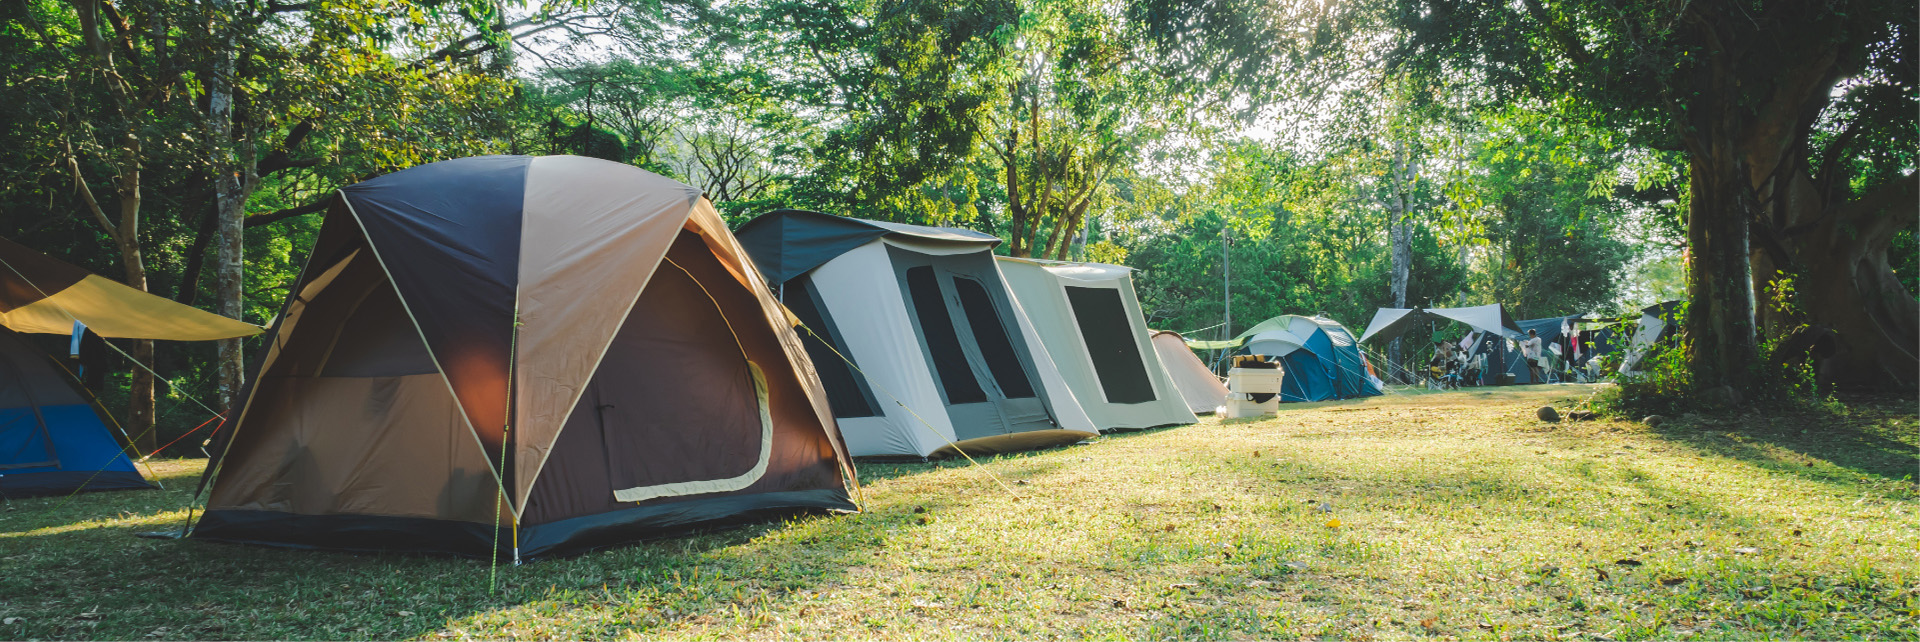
left=0, top=254, right=235, bottom=428
left=791, top=319, right=1023, bottom=500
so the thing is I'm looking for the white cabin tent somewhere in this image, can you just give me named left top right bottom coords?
left=1149, top=331, right=1230, bottom=414
left=735, top=210, right=1098, bottom=459
left=996, top=258, right=1198, bottom=431
left=1618, top=301, right=1683, bottom=375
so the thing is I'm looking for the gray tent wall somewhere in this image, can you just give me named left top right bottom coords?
left=736, top=211, right=1097, bottom=459
left=1498, top=316, right=1578, bottom=384
left=997, top=258, right=1197, bottom=432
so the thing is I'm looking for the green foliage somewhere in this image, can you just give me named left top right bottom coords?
left=1596, top=344, right=1692, bottom=419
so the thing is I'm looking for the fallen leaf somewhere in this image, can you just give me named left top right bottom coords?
left=1169, top=582, right=1198, bottom=590
left=1420, top=617, right=1438, bottom=629
left=1660, top=577, right=1685, bottom=586
left=1325, top=518, right=1342, bottom=528
left=1614, top=559, right=1642, bottom=567
left=3, top=617, right=22, bottom=625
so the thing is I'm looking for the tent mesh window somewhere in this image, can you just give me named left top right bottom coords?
left=950, top=276, right=1036, bottom=399
left=783, top=274, right=881, bottom=418
left=1062, top=286, right=1156, bottom=404
left=902, top=266, right=988, bottom=404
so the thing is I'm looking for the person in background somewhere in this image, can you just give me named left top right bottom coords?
left=1520, top=329, right=1546, bottom=383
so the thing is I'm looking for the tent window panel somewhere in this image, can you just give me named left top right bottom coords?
left=902, top=267, right=987, bottom=404
left=784, top=275, right=880, bottom=418
left=1062, top=286, right=1156, bottom=404
left=950, top=276, right=1036, bottom=399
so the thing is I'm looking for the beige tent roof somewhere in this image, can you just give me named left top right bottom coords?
left=1150, top=330, right=1228, bottom=414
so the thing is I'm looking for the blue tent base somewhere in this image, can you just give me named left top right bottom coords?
left=0, top=470, right=153, bottom=499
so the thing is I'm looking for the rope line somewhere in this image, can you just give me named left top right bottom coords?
left=43, top=358, right=164, bottom=486
left=0, top=252, right=236, bottom=505
left=788, top=317, right=1023, bottom=499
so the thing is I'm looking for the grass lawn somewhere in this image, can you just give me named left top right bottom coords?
left=2, top=384, right=1915, bottom=640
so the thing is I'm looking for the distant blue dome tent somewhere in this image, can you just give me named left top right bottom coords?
left=1188, top=315, right=1384, bottom=403
left=0, top=236, right=261, bottom=498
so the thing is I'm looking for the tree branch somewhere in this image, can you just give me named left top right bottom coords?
left=243, top=197, right=330, bottom=227
left=1519, top=0, right=1592, bottom=67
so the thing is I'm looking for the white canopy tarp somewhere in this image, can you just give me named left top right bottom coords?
left=1359, top=304, right=1522, bottom=343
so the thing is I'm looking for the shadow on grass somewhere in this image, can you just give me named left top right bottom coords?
left=1640, top=395, right=1918, bottom=489
left=0, top=458, right=985, bottom=640
left=2, top=442, right=1097, bottom=640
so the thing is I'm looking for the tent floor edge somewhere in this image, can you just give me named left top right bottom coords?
left=928, top=429, right=1097, bottom=459
left=189, top=488, right=856, bottom=560
left=0, top=470, right=155, bottom=499
left=519, top=488, right=856, bottom=559
left=1097, top=420, right=1196, bottom=434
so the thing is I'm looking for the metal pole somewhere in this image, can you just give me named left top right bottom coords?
left=1223, top=222, right=1231, bottom=342
left=1221, top=222, right=1231, bottom=371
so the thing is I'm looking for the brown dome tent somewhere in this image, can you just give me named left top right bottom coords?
left=191, top=155, right=857, bottom=559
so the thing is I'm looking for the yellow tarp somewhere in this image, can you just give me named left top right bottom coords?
left=0, top=275, right=262, bottom=340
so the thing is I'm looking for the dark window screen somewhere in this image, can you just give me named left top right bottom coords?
left=903, top=267, right=987, bottom=404
left=1064, top=286, right=1157, bottom=403
left=952, top=276, right=1037, bottom=399
left=784, top=275, right=880, bottom=418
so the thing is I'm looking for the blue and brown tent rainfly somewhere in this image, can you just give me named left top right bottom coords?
left=192, top=156, right=857, bottom=559
left=0, top=236, right=261, bottom=498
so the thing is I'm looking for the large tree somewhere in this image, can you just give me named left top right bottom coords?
left=2, top=0, right=561, bottom=449
left=1390, top=0, right=1917, bottom=392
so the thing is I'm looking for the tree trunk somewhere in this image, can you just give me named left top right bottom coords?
left=209, top=7, right=250, bottom=416
left=1386, top=142, right=1413, bottom=382
left=1754, top=167, right=1919, bottom=390
left=112, top=183, right=156, bottom=455
left=1682, top=147, right=1760, bottom=392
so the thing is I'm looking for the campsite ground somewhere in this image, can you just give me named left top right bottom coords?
left=2, top=384, right=1914, bottom=640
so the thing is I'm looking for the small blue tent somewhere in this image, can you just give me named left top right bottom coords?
left=0, top=235, right=260, bottom=498
left=1193, top=315, right=1384, bottom=403
left=0, top=328, right=150, bottom=498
